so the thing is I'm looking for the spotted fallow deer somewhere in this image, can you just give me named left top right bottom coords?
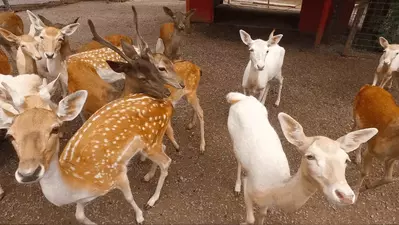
left=66, top=8, right=183, bottom=151
left=0, top=11, right=24, bottom=74
left=372, top=37, right=399, bottom=89
left=160, top=6, right=196, bottom=60
left=0, top=73, right=59, bottom=200
left=155, top=38, right=205, bottom=152
left=0, top=27, right=42, bottom=74
left=227, top=92, right=378, bottom=225
left=352, top=85, right=399, bottom=194
left=4, top=13, right=184, bottom=225
left=26, top=10, right=80, bottom=96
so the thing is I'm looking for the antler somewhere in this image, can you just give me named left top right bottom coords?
left=131, top=6, right=150, bottom=56
left=87, top=19, right=133, bottom=64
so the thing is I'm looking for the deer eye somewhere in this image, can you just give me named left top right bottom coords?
left=266, top=50, right=269, bottom=54
left=51, top=126, right=60, bottom=135
left=158, top=67, right=166, bottom=72
left=58, top=38, right=64, bottom=42
left=21, top=45, right=26, bottom=48
left=305, top=154, right=315, bottom=160
left=40, top=36, right=44, bottom=40
left=345, top=159, right=351, bottom=165
left=249, top=49, right=254, bottom=52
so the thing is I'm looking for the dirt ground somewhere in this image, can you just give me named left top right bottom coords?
left=0, top=0, right=398, bottom=224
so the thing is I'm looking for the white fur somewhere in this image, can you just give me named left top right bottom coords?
left=0, top=74, right=43, bottom=97
left=372, top=37, right=399, bottom=88
left=226, top=92, right=378, bottom=224
left=240, top=29, right=285, bottom=106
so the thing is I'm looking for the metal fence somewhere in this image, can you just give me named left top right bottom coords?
left=343, top=0, right=399, bottom=54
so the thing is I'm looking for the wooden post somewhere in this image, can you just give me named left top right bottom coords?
left=342, top=1, right=368, bottom=56
left=314, top=0, right=332, bottom=47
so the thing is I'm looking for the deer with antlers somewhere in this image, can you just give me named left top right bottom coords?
left=3, top=7, right=184, bottom=224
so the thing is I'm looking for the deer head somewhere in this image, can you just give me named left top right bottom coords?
left=163, top=6, right=196, bottom=33
left=37, top=14, right=80, bottom=30
left=239, top=29, right=283, bottom=71
left=26, top=10, right=79, bottom=59
left=378, top=37, right=399, bottom=68
left=0, top=28, right=42, bottom=60
left=0, top=80, right=87, bottom=184
left=278, top=113, right=378, bottom=205
left=88, top=6, right=183, bottom=99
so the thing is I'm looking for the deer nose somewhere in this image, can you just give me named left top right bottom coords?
left=178, top=25, right=184, bottom=30
left=45, top=53, right=54, bottom=59
left=15, top=165, right=44, bottom=183
left=36, top=56, right=42, bottom=60
left=257, top=65, right=265, bottom=71
left=334, top=189, right=355, bottom=204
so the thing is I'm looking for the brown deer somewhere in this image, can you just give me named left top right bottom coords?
left=0, top=11, right=24, bottom=74
left=4, top=8, right=184, bottom=225
left=0, top=48, right=11, bottom=74
left=155, top=38, right=205, bottom=153
left=352, top=84, right=399, bottom=194
left=0, top=27, right=42, bottom=74
left=159, top=6, right=196, bottom=60
left=26, top=10, right=80, bottom=96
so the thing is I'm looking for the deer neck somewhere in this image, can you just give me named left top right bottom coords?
left=46, top=54, right=62, bottom=79
left=121, top=79, right=141, bottom=97
left=60, top=38, right=73, bottom=60
left=264, top=164, right=318, bottom=212
left=16, top=47, right=37, bottom=74
left=39, top=140, right=95, bottom=206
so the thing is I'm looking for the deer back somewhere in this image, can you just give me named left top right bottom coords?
left=0, top=48, right=11, bottom=74
left=76, top=34, right=133, bottom=53
left=0, top=11, right=23, bottom=47
left=59, top=94, right=173, bottom=191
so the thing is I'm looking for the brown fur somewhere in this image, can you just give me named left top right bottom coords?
left=76, top=34, right=133, bottom=53
left=353, top=84, right=399, bottom=192
left=0, top=48, right=11, bottom=74
left=0, top=11, right=23, bottom=36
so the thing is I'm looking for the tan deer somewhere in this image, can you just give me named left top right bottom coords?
left=155, top=38, right=205, bottom=153
left=352, top=84, right=399, bottom=193
left=0, top=11, right=24, bottom=74
left=160, top=6, right=196, bottom=60
left=26, top=10, right=80, bottom=96
left=4, top=10, right=184, bottom=225
left=0, top=73, right=59, bottom=200
left=0, top=27, right=42, bottom=74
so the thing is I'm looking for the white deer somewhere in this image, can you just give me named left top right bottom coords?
left=372, top=37, right=399, bottom=89
left=240, top=29, right=285, bottom=106
left=226, top=92, right=378, bottom=225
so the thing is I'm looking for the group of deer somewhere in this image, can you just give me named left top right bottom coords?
left=0, top=5, right=207, bottom=225
left=226, top=28, right=399, bottom=224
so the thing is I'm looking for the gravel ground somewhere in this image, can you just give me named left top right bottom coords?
left=0, top=0, right=398, bottom=224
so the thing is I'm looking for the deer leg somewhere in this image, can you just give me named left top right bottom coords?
left=357, top=149, right=373, bottom=193
left=274, top=73, right=283, bottom=107
left=372, top=72, right=379, bottom=86
left=117, top=173, right=144, bottom=224
left=165, top=121, right=180, bottom=151
left=365, top=158, right=397, bottom=190
left=388, top=76, right=394, bottom=89
left=234, top=160, right=242, bottom=195
left=145, top=145, right=171, bottom=209
left=75, top=199, right=96, bottom=225
left=259, top=83, right=270, bottom=105
left=355, top=143, right=365, bottom=165
left=0, top=185, right=4, bottom=200
left=380, top=74, right=392, bottom=88
left=186, top=92, right=205, bottom=153
left=242, top=176, right=255, bottom=225
left=257, top=206, right=268, bottom=225
left=143, top=162, right=158, bottom=182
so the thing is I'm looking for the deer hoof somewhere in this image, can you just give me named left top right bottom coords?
left=0, top=191, right=4, bottom=201
left=234, top=191, right=240, bottom=197
left=144, top=203, right=153, bottom=210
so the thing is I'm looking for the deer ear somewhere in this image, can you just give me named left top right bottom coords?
left=379, top=37, right=389, bottom=49
left=121, top=40, right=139, bottom=59
left=155, top=38, right=165, bottom=54
left=72, top=17, right=80, bottom=24
left=37, top=14, right=54, bottom=27
left=57, top=90, right=87, bottom=122
left=60, top=23, right=80, bottom=36
left=239, top=29, right=252, bottom=46
left=26, top=10, right=45, bottom=31
left=278, top=112, right=313, bottom=152
left=39, top=73, right=60, bottom=101
left=163, top=6, right=175, bottom=18
left=0, top=28, right=20, bottom=44
left=106, top=60, right=130, bottom=73
left=186, top=9, right=196, bottom=18
left=0, top=106, right=17, bottom=129
left=336, top=128, right=378, bottom=153
left=269, top=34, right=283, bottom=45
